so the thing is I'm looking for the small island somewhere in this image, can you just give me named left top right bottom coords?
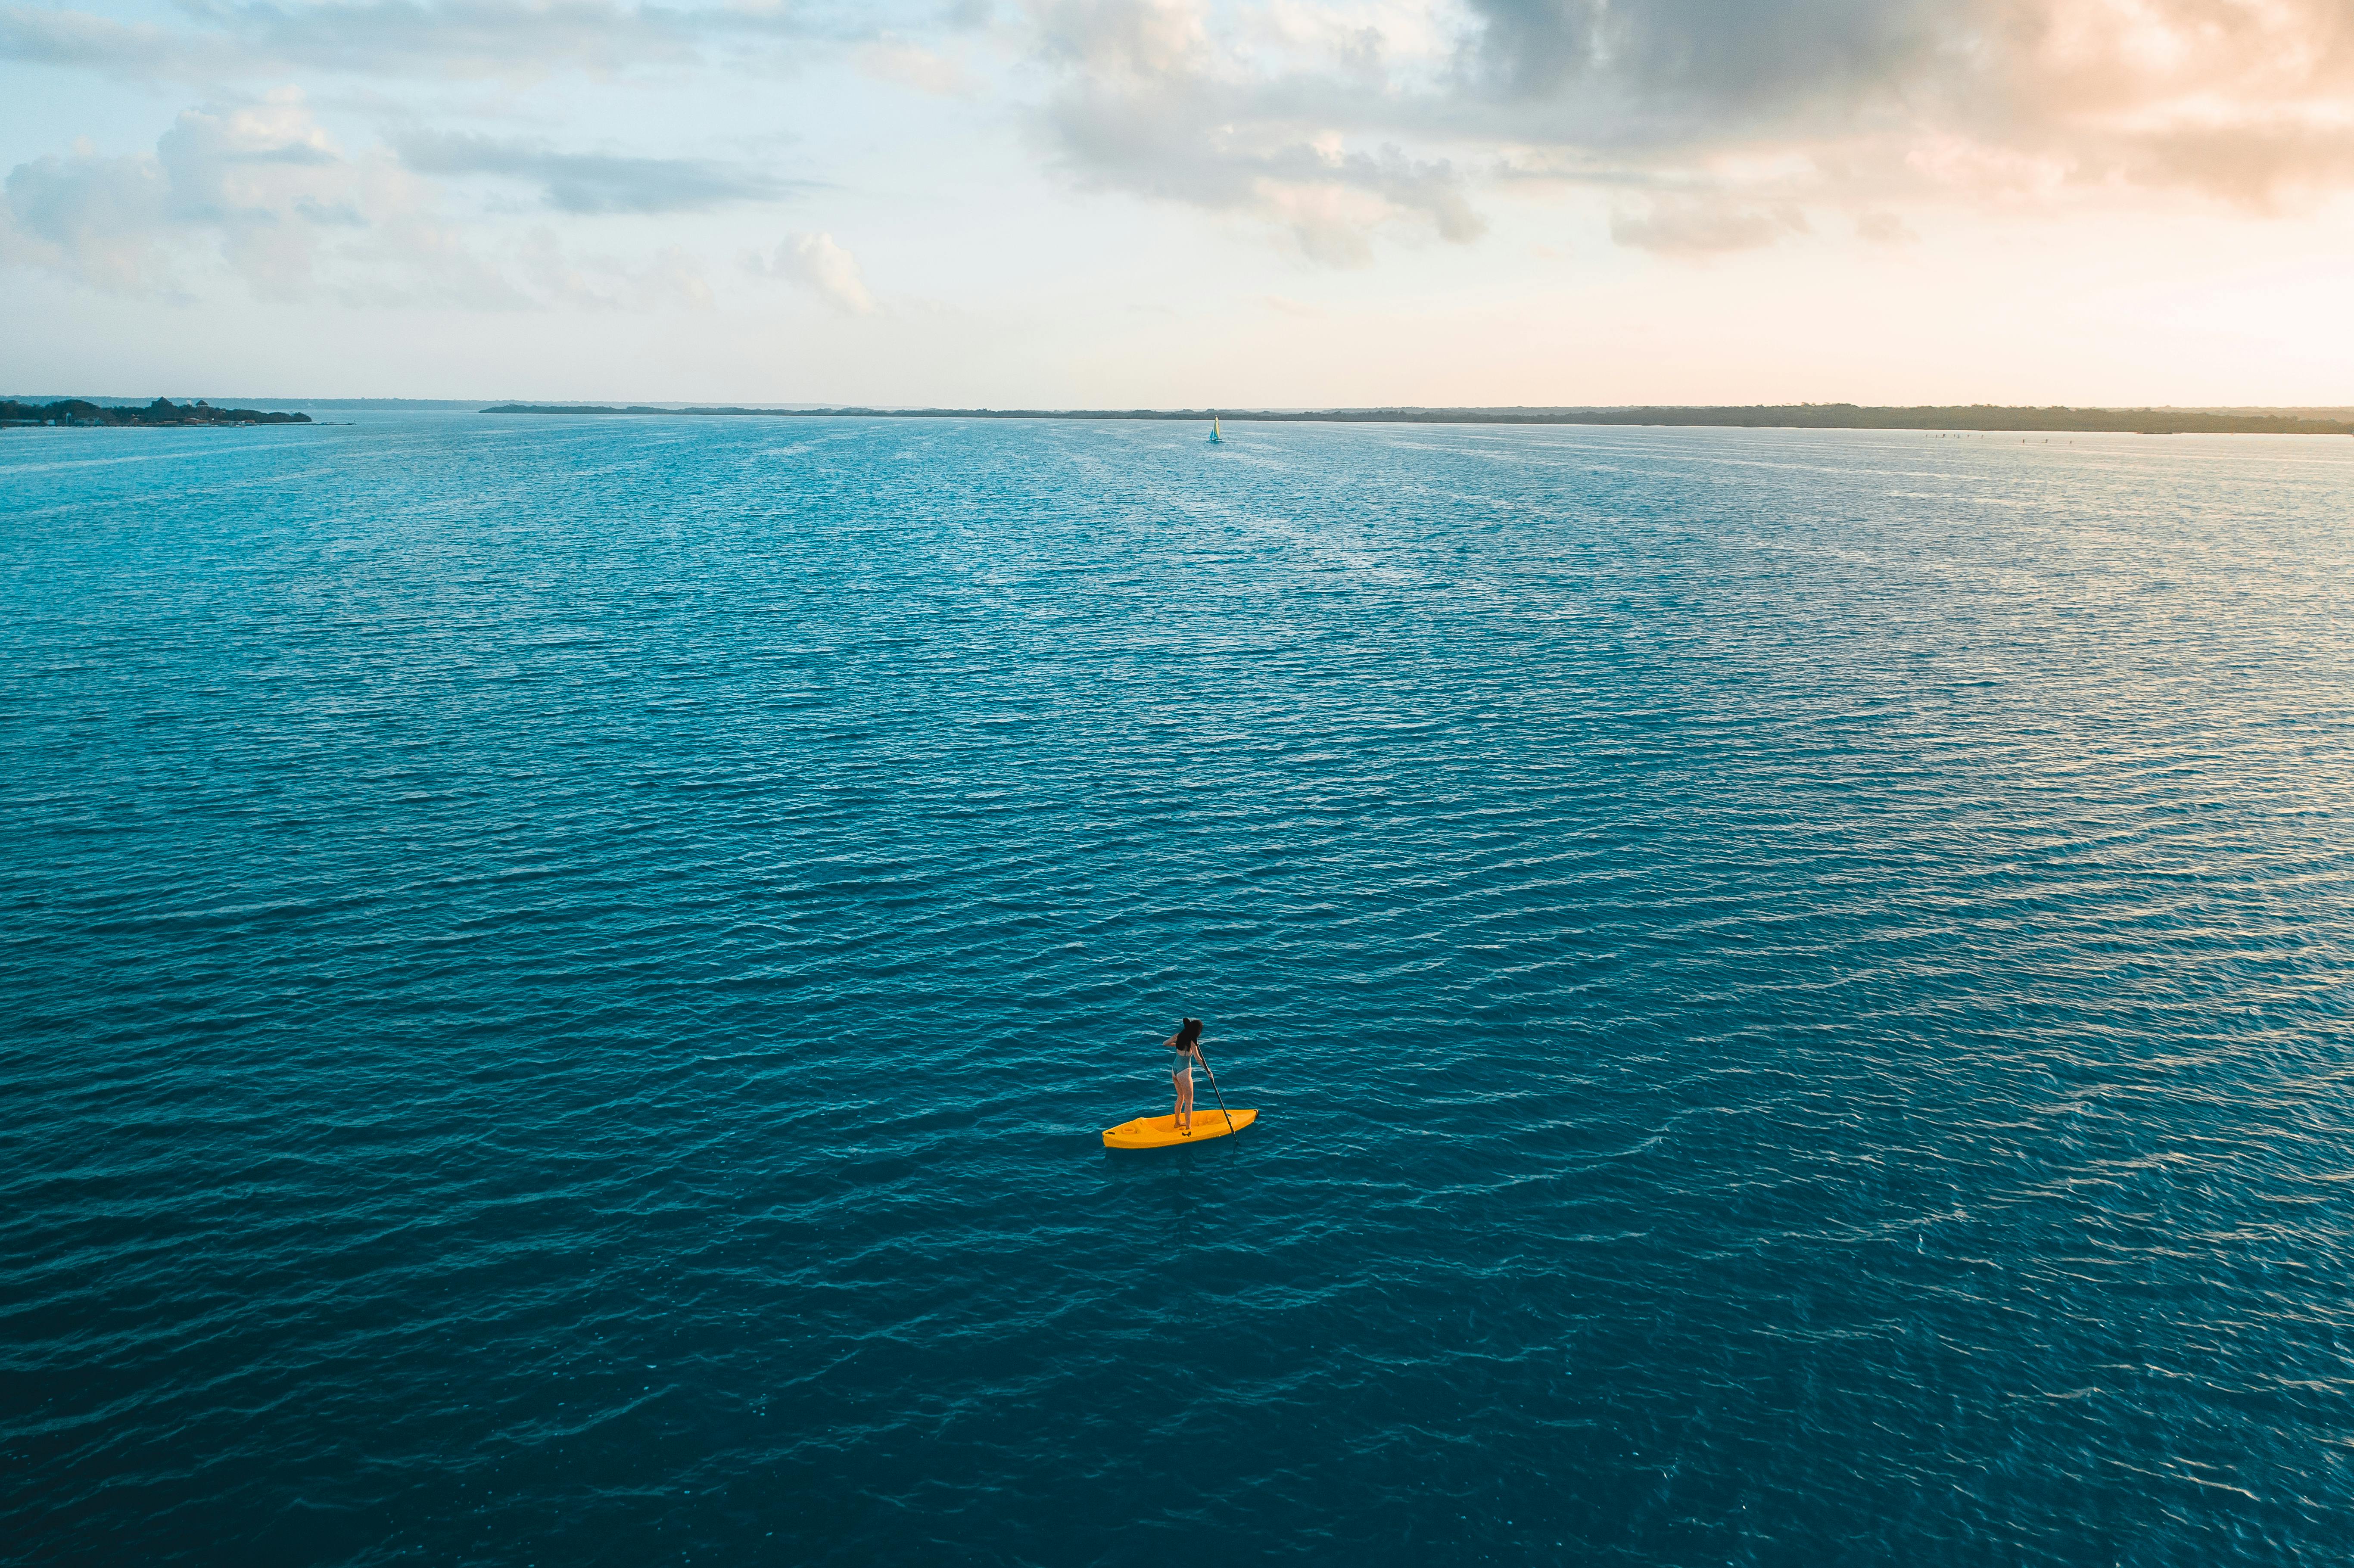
left=1, top=397, right=312, bottom=429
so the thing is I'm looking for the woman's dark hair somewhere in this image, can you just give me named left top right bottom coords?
left=1173, top=1018, right=1203, bottom=1049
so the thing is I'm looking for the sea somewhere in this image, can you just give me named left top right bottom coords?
left=3, top=413, right=2349, bottom=1566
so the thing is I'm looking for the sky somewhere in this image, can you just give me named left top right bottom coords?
left=3, top=0, right=2352, bottom=405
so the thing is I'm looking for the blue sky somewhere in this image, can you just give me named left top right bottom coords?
left=5, top=0, right=2351, bottom=404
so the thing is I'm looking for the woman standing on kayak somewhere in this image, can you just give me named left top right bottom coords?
left=1165, top=1018, right=1204, bottom=1135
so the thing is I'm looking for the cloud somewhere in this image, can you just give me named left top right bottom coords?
left=12, top=0, right=2354, bottom=281
left=0, top=93, right=731, bottom=308
left=395, top=131, right=798, bottom=213
left=749, top=230, right=875, bottom=313
left=1, top=144, right=177, bottom=294
left=1451, top=0, right=2354, bottom=190
left=0, top=93, right=365, bottom=294
left=1460, top=0, right=1968, bottom=120
left=0, top=0, right=858, bottom=81
left=1024, top=0, right=2354, bottom=258
left=0, top=5, right=220, bottom=74
left=1032, top=0, right=1483, bottom=264
left=1608, top=194, right=1811, bottom=255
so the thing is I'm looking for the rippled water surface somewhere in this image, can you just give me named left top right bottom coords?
left=4, top=414, right=2352, bottom=1565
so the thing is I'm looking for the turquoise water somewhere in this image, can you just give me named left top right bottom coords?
left=3, top=414, right=2351, bottom=1565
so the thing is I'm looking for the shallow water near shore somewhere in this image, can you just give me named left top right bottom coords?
left=3, top=413, right=2351, bottom=1565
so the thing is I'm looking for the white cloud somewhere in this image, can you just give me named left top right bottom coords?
left=1032, top=0, right=1483, bottom=264
left=1, top=93, right=366, bottom=295
left=6, top=0, right=2354, bottom=341
left=18, top=0, right=2352, bottom=275
left=0, top=93, right=741, bottom=309
left=749, top=230, right=876, bottom=314
left=1024, top=0, right=2354, bottom=258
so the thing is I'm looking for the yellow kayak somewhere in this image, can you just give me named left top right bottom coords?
left=1102, top=1108, right=1258, bottom=1149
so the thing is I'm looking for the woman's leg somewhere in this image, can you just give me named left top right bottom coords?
left=1178, top=1076, right=1193, bottom=1132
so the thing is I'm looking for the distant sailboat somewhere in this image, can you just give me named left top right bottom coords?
left=1208, top=415, right=1221, bottom=445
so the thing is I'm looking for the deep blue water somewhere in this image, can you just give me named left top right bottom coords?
left=3, top=414, right=2351, bottom=1566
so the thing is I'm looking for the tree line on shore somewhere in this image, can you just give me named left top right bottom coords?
left=1, top=398, right=311, bottom=428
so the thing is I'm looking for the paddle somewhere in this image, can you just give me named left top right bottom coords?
left=1194, top=1040, right=1236, bottom=1136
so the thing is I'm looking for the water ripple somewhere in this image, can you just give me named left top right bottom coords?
left=2, top=416, right=2350, bottom=1565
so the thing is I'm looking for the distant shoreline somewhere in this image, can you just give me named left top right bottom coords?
left=478, top=403, right=2354, bottom=436
left=2, top=397, right=311, bottom=429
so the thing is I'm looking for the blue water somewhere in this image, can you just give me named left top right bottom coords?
left=4, top=414, right=2351, bottom=1566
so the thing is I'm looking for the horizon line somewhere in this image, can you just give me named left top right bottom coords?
left=12, top=396, right=2354, bottom=436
